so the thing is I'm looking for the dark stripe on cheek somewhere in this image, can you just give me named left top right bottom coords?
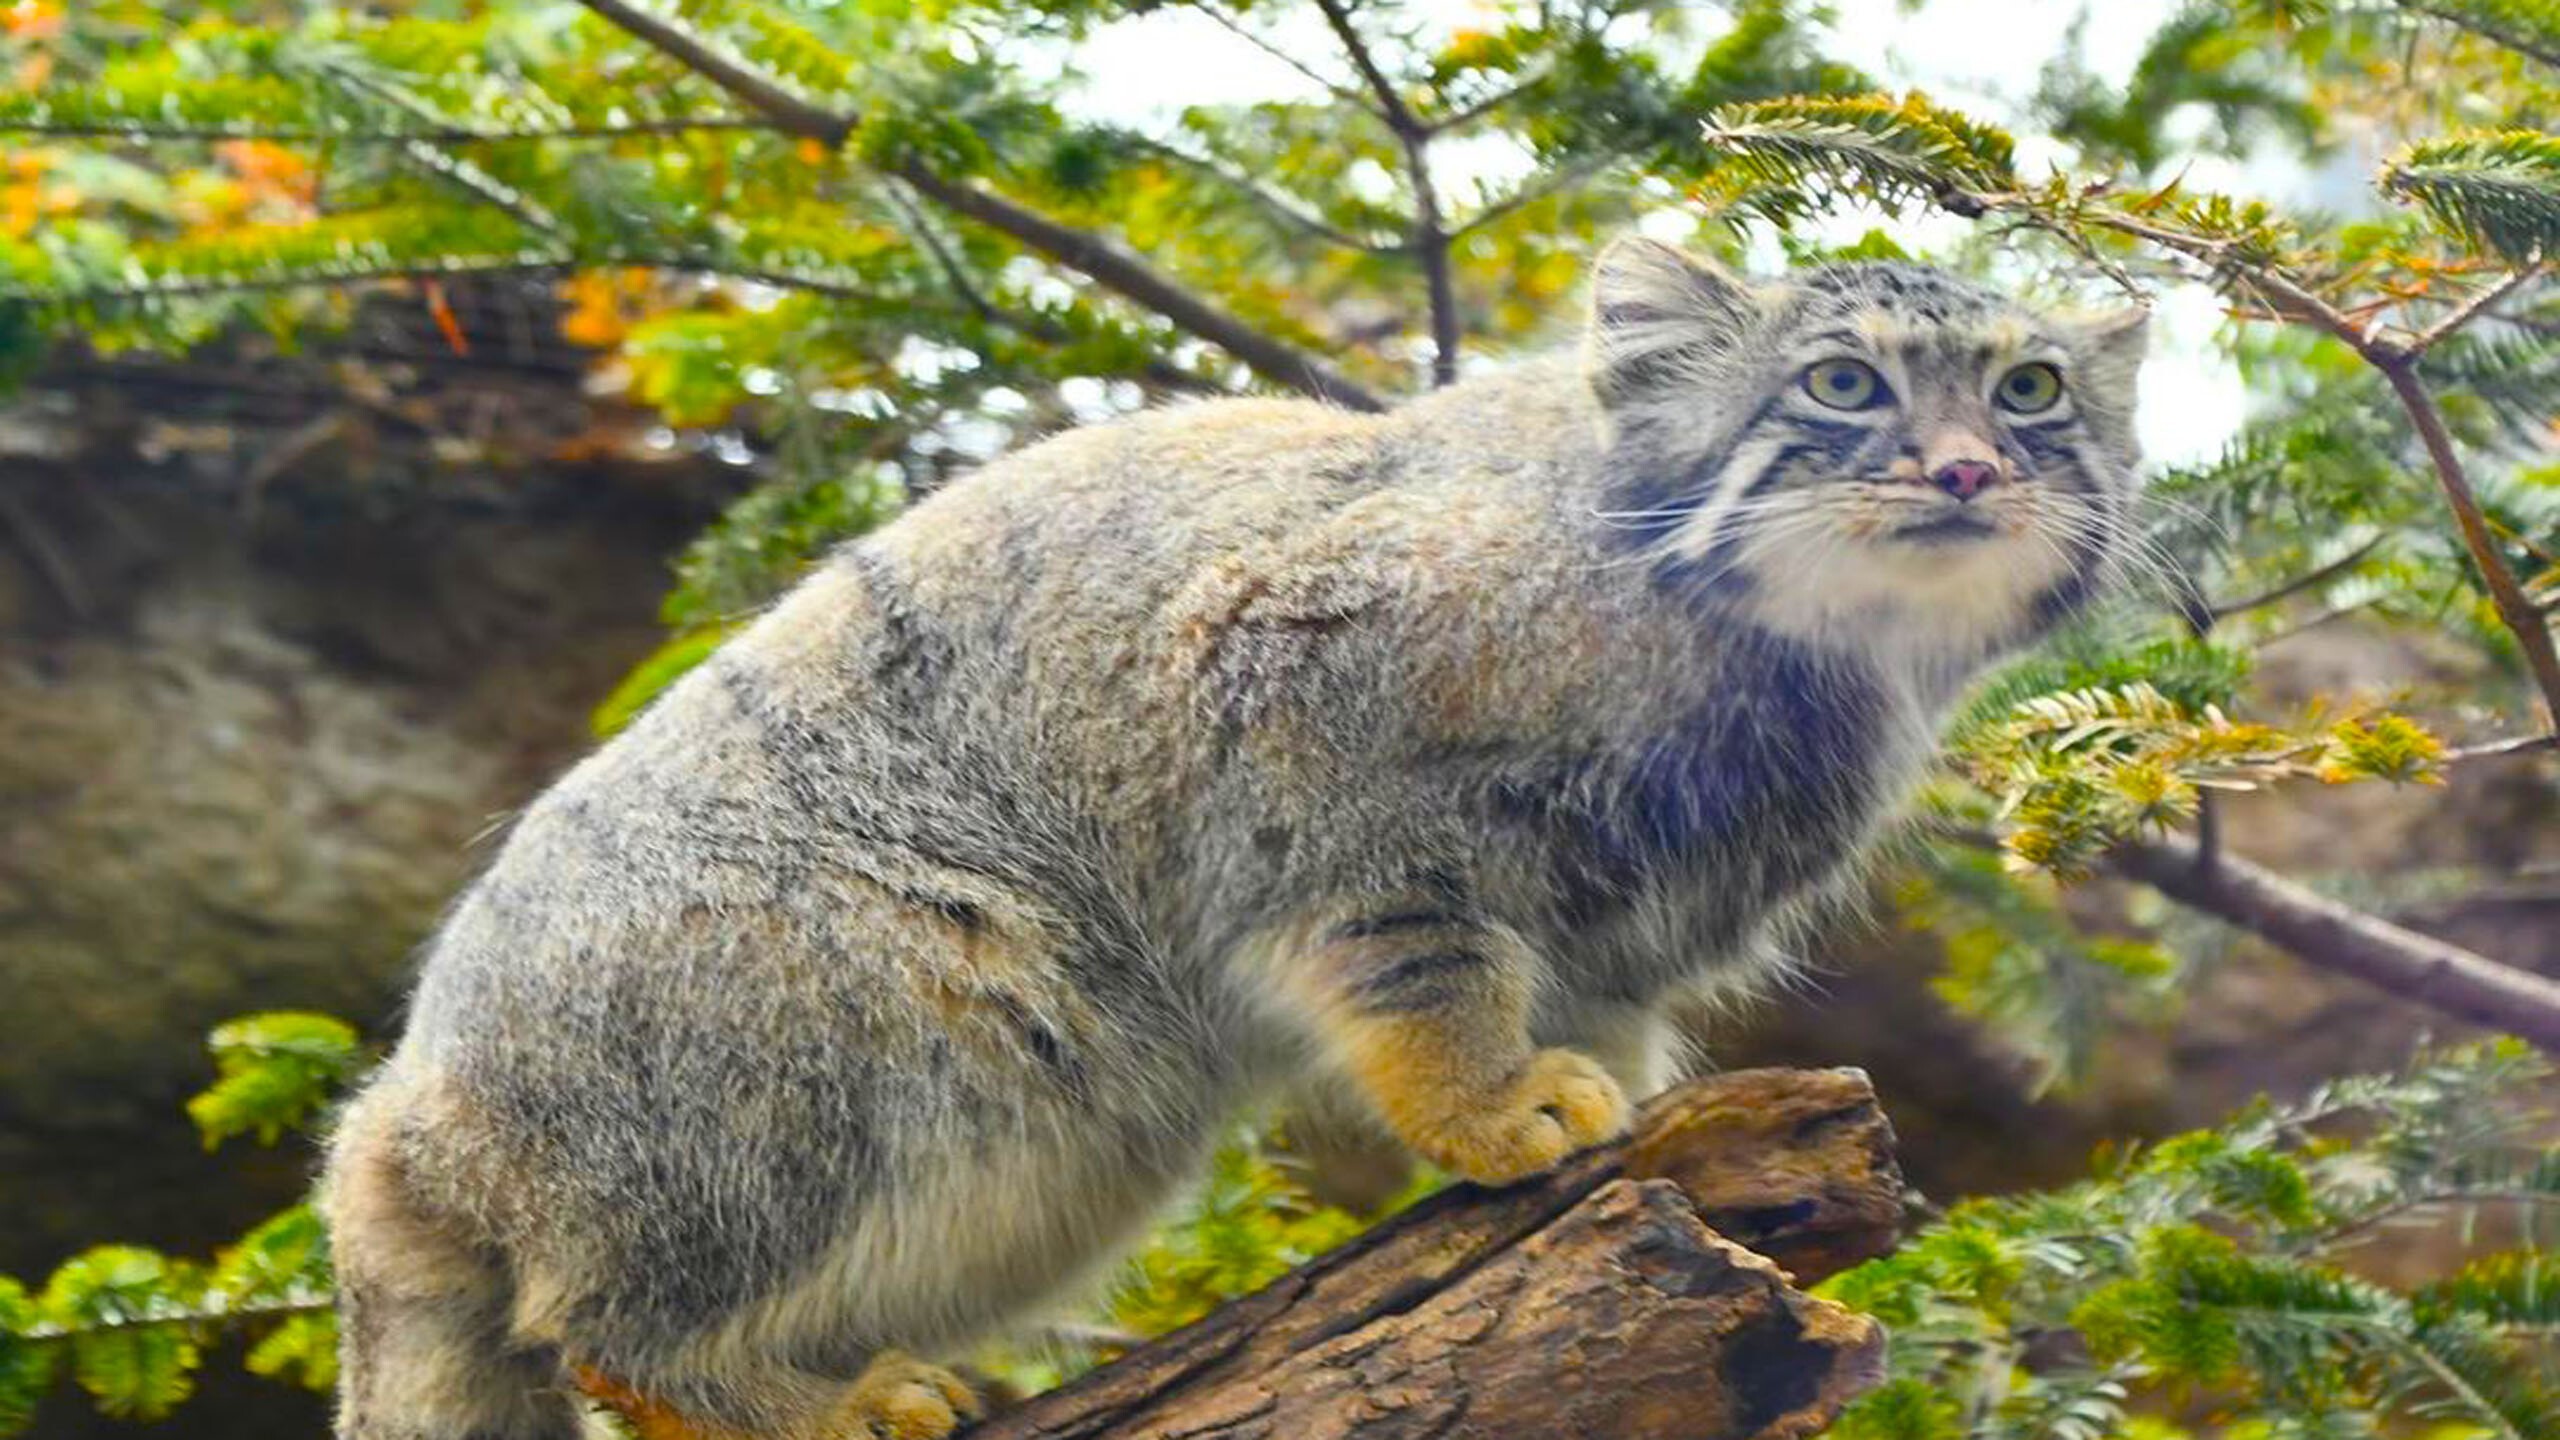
left=1742, top=430, right=1865, bottom=497
left=1608, top=392, right=1785, bottom=549
left=2010, top=421, right=2079, bottom=467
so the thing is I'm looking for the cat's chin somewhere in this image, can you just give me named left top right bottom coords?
left=1734, top=526, right=2070, bottom=664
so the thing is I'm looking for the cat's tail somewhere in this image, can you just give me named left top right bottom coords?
left=321, top=1071, right=580, bottom=1440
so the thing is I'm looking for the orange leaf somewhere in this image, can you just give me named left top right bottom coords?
left=1, top=2, right=63, bottom=40
left=423, top=281, right=471, bottom=356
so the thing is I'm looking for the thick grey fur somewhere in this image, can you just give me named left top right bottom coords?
left=321, top=237, right=2147, bottom=1440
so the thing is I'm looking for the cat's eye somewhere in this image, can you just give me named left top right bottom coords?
left=1802, top=358, right=1888, bottom=411
left=1996, top=362, right=2065, bottom=414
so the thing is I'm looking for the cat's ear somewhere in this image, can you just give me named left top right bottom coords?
left=2071, top=303, right=2150, bottom=396
left=1585, top=237, right=1765, bottom=407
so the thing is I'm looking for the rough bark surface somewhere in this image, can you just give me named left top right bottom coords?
left=959, top=1067, right=1902, bottom=1440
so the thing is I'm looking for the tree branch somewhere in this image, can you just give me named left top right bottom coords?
left=955, top=1068, right=1902, bottom=1440
left=881, top=179, right=1229, bottom=401
left=2110, top=835, right=2560, bottom=1052
left=2398, top=0, right=2560, bottom=71
left=1311, top=0, right=1461, bottom=384
left=1186, top=2, right=1372, bottom=109
left=0, top=117, right=777, bottom=142
left=2446, top=731, right=2560, bottom=763
left=2407, top=260, right=2545, bottom=356
left=2202, top=533, right=2389, bottom=626
left=317, top=65, right=566, bottom=238
left=1119, top=134, right=1397, bottom=253
left=2372, top=353, right=2560, bottom=726
left=574, top=0, right=1389, bottom=411
left=889, top=162, right=1388, bottom=410
left=573, top=0, right=856, bottom=146
left=1449, top=150, right=1624, bottom=238
left=1426, top=60, right=1559, bottom=135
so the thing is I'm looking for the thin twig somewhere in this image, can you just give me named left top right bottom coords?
left=882, top=181, right=1226, bottom=400
left=0, top=117, right=778, bottom=143
left=2314, top=1190, right=2560, bottom=1251
left=1121, top=134, right=1395, bottom=252
left=1186, top=2, right=1370, bottom=108
left=2445, top=732, right=2560, bottom=764
left=2406, top=260, right=2546, bottom=356
left=1312, top=0, right=1460, bottom=384
left=2202, top=534, right=2389, bottom=625
left=574, top=0, right=856, bottom=145
left=2375, top=356, right=2560, bottom=727
left=1448, top=150, right=1624, bottom=239
left=2111, top=835, right=2560, bottom=1054
left=319, top=65, right=565, bottom=237
left=891, top=162, right=1388, bottom=410
left=1426, top=60, right=1557, bottom=135
left=574, top=0, right=1389, bottom=410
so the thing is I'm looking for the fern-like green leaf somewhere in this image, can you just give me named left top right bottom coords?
left=187, top=1012, right=365, bottom=1149
left=1701, top=91, right=2019, bottom=221
left=39, top=1249, right=205, bottom=1422
left=2382, top=129, right=2560, bottom=264
left=0, top=1278, right=56, bottom=1438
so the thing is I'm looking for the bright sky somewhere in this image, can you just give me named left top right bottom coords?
left=1065, top=0, right=2276, bottom=465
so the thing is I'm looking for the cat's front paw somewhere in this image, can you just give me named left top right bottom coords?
left=1417, top=1048, right=1629, bottom=1186
left=832, top=1352, right=982, bottom=1440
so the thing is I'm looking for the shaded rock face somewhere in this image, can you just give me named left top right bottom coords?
left=0, top=464, right=704, bottom=1278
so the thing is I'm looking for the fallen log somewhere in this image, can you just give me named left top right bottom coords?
left=970, top=1066, right=1907, bottom=1440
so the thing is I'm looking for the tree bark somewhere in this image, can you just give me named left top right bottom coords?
left=966, top=1066, right=1904, bottom=1440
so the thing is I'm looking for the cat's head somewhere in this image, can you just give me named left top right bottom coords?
left=1584, top=236, right=2148, bottom=673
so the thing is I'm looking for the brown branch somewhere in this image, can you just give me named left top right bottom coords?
left=0, top=117, right=778, bottom=142
left=1311, top=0, right=1460, bottom=384
left=2406, top=261, right=2545, bottom=356
left=317, top=65, right=565, bottom=237
left=2372, top=354, right=2560, bottom=726
left=1187, top=2, right=1371, bottom=108
left=1426, top=60, right=1558, bottom=135
left=2446, top=732, right=2560, bottom=763
left=1120, top=135, right=1397, bottom=253
left=1449, top=150, right=1624, bottom=238
left=890, top=162, right=1389, bottom=410
left=2110, top=835, right=2560, bottom=1052
left=944, top=1067, right=1902, bottom=1440
left=573, top=0, right=856, bottom=145
left=2398, top=0, right=2560, bottom=70
left=575, top=0, right=1388, bottom=411
left=881, top=180, right=1228, bottom=401
left=18, top=258, right=580, bottom=302
left=2202, top=533, right=2390, bottom=626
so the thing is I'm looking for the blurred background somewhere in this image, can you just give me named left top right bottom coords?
left=4, top=1, right=2557, bottom=1436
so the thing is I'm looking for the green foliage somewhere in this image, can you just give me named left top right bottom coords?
left=187, top=1011, right=365, bottom=1149
left=1824, top=1042, right=2560, bottom=1439
left=0, top=1020, right=353, bottom=1435
left=1105, top=1128, right=1422, bottom=1340
left=1897, top=842, right=2181, bottom=1090
left=2384, top=129, right=2560, bottom=263
left=1700, top=91, right=2019, bottom=223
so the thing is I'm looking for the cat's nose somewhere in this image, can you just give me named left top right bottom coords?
left=1930, top=460, right=1998, bottom=501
